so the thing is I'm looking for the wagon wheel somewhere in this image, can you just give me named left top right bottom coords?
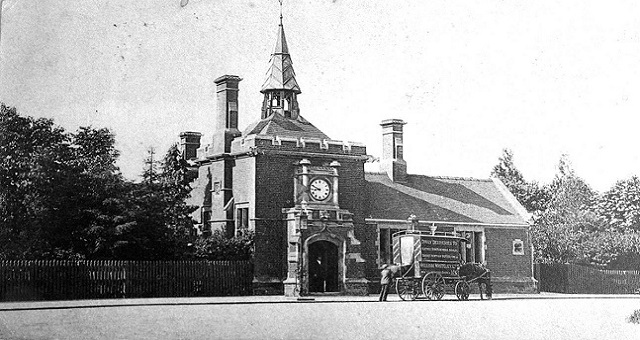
left=455, top=281, right=470, bottom=301
left=422, top=272, right=445, bottom=300
left=396, top=277, right=419, bottom=301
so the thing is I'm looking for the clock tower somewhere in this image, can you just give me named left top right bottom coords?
left=283, top=159, right=366, bottom=296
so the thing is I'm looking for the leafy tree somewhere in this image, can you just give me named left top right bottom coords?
left=588, top=176, right=640, bottom=233
left=491, top=148, right=549, bottom=213
left=0, top=104, right=128, bottom=259
left=579, top=231, right=640, bottom=269
left=0, top=105, right=200, bottom=260
left=529, top=155, right=599, bottom=264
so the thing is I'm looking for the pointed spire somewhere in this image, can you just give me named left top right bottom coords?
left=260, top=11, right=301, bottom=94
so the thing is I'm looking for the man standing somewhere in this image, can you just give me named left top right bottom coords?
left=309, top=255, right=326, bottom=292
left=379, top=264, right=401, bottom=301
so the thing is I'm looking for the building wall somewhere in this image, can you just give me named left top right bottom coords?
left=249, top=144, right=369, bottom=294
left=485, top=227, right=535, bottom=293
left=251, top=154, right=292, bottom=294
left=232, top=156, right=256, bottom=230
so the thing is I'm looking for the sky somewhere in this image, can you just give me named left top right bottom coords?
left=1, top=0, right=639, bottom=192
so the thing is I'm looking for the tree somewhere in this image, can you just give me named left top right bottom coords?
left=491, top=148, right=549, bottom=213
left=575, top=176, right=640, bottom=268
left=0, top=105, right=126, bottom=259
left=107, top=144, right=197, bottom=260
left=0, top=104, right=68, bottom=257
left=589, top=176, right=640, bottom=233
left=579, top=231, right=640, bottom=269
left=141, top=147, right=160, bottom=183
left=529, top=155, right=599, bottom=264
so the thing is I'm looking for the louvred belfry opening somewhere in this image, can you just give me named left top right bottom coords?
left=260, top=15, right=301, bottom=120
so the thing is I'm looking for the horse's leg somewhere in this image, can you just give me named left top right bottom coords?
left=485, top=272, right=493, bottom=300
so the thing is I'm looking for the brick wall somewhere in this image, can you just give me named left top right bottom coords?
left=485, top=227, right=535, bottom=292
left=251, top=152, right=370, bottom=293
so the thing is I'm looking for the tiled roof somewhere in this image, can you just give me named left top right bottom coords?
left=260, top=21, right=301, bottom=94
left=242, top=112, right=329, bottom=140
left=365, top=172, right=529, bottom=225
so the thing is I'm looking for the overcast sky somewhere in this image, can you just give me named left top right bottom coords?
left=1, top=0, right=639, bottom=192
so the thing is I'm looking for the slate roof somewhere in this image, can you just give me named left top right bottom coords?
left=365, top=172, right=529, bottom=225
left=242, top=112, right=329, bottom=140
left=260, top=20, right=301, bottom=94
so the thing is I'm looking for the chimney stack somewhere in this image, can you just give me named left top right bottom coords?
left=380, top=119, right=407, bottom=182
left=179, top=131, right=202, bottom=160
left=212, top=75, right=242, bottom=154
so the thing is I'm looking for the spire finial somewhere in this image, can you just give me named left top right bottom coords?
left=278, top=0, right=283, bottom=25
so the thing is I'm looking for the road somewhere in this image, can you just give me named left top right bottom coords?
left=0, top=295, right=639, bottom=339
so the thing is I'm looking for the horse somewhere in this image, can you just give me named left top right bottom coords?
left=458, top=262, right=493, bottom=300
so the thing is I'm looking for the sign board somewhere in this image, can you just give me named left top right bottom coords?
left=419, top=236, right=462, bottom=276
left=392, top=232, right=464, bottom=277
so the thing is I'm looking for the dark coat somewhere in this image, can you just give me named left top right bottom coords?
left=380, top=265, right=401, bottom=285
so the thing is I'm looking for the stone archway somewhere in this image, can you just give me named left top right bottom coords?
left=305, top=233, right=345, bottom=293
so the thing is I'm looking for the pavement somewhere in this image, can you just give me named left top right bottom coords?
left=1, top=292, right=639, bottom=311
left=2, top=293, right=640, bottom=339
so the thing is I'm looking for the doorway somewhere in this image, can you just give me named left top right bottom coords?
left=308, top=241, right=339, bottom=293
left=460, top=231, right=485, bottom=264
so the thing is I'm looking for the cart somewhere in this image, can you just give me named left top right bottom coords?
left=391, top=230, right=490, bottom=301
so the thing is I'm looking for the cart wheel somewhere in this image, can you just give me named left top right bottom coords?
left=422, top=272, right=445, bottom=300
left=455, top=281, right=470, bottom=301
left=396, top=278, right=418, bottom=301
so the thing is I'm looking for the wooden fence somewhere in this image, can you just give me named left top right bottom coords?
left=0, top=260, right=253, bottom=301
left=535, top=263, right=640, bottom=294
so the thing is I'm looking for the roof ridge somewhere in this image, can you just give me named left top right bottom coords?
left=408, top=174, right=492, bottom=182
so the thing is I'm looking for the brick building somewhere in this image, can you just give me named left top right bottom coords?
left=180, top=16, right=534, bottom=295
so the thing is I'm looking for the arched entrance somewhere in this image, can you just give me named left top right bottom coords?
left=308, top=240, right=339, bottom=293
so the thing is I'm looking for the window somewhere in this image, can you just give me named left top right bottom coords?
left=228, top=102, right=238, bottom=129
left=513, top=239, right=525, bottom=255
left=201, top=209, right=211, bottom=237
left=213, top=181, right=221, bottom=194
left=236, top=207, right=249, bottom=235
left=396, top=145, right=403, bottom=160
left=394, top=137, right=403, bottom=159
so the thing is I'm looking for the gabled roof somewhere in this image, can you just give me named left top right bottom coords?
left=242, top=112, right=329, bottom=140
left=365, top=172, right=530, bottom=226
left=260, top=20, right=301, bottom=94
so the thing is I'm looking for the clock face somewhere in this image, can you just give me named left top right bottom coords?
left=309, top=178, right=331, bottom=201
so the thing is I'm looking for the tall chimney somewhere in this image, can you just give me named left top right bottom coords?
left=179, top=131, right=202, bottom=160
left=212, top=75, right=242, bottom=155
left=380, top=119, right=407, bottom=182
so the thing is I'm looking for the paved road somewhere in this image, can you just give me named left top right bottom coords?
left=0, top=295, right=639, bottom=339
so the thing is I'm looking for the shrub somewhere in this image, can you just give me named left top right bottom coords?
left=627, top=309, right=640, bottom=324
left=193, top=230, right=254, bottom=260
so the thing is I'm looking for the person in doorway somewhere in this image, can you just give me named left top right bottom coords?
left=379, top=264, right=401, bottom=301
left=309, top=255, right=326, bottom=292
